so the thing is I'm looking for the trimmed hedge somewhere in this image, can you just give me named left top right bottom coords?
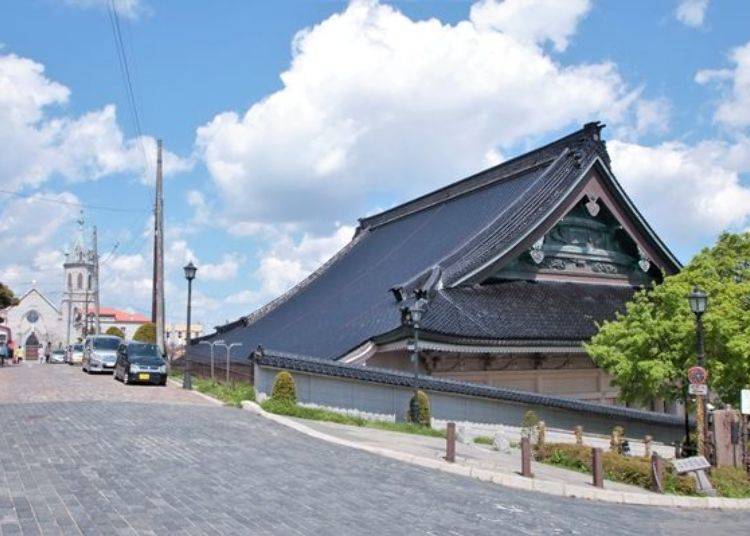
left=535, top=443, right=697, bottom=495
left=271, top=371, right=297, bottom=403
left=408, top=390, right=431, bottom=427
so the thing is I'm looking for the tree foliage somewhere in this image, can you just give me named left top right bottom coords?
left=105, top=326, right=125, bottom=338
left=407, top=390, right=431, bottom=427
left=586, top=232, right=750, bottom=406
left=0, top=283, right=19, bottom=310
left=133, top=322, right=156, bottom=343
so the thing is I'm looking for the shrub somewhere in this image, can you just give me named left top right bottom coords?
left=709, top=466, right=750, bottom=498
left=536, top=442, right=697, bottom=495
left=521, top=410, right=539, bottom=441
left=194, top=377, right=255, bottom=408
left=610, top=426, right=625, bottom=453
left=105, top=326, right=125, bottom=338
left=133, top=322, right=156, bottom=343
left=473, top=436, right=494, bottom=446
left=407, top=390, right=431, bottom=427
left=271, top=371, right=297, bottom=404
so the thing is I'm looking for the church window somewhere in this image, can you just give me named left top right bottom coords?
left=88, top=274, right=92, bottom=290
left=26, top=310, right=39, bottom=324
left=67, top=273, right=72, bottom=289
left=77, top=273, right=83, bottom=289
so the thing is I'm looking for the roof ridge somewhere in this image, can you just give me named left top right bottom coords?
left=357, top=122, right=605, bottom=232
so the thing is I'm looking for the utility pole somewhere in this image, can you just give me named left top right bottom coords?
left=92, top=225, right=101, bottom=335
left=152, top=139, right=166, bottom=357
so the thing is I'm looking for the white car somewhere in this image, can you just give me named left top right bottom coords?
left=82, top=335, right=121, bottom=373
left=67, top=343, right=84, bottom=365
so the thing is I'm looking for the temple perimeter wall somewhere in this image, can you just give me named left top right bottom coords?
left=254, top=360, right=685, bottom=444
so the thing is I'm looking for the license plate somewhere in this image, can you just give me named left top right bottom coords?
left=138, top=373, right=150, bottom=380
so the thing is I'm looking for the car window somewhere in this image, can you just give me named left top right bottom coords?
left=92, top=337, right=120, bottom=350
left=74, top=344, right=84, bottom=351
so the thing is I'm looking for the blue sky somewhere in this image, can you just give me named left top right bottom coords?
left=1, top=0, right=749, bottom=330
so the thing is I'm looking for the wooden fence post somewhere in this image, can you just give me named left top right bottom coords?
left=521, top=436, right=532, bottom=477
left=445, top=422, right=456, bottom=463
left=592, top=447, right=603, bottom=488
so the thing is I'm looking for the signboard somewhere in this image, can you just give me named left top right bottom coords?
left=688, top=366, right=708, bottom=385
left=742, top=389, right=750, bottom=415
left=688, top=383, right=708, bottom=396
left=671, top=456, right=711, bottom=474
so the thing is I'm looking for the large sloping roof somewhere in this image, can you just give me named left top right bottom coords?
left=194, top=123, right=677, bottom=362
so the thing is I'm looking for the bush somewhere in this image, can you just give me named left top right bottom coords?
left=133, top=322, right=156, bottom=343
left=521, top=410, right=539, bottom=440
left=105, top=326, right=125, bottom=338
left=407, top=390, right=431, bottom=427
left=271, top=371, right=297, bottom=404
left=536, top=442, right=697, bottom=495
left=473, top=436, right=494, bottom=446
left=709, top=466, right=750, bottom=498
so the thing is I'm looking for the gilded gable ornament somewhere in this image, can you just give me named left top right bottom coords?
left=585, top=194, right=600, bottom=217
left=529, top=238, right=545, bottom=264
left=637, top=247, right=651, bottom=272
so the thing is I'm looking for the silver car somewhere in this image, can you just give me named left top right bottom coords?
left=82, top=335, right=121, bottom=373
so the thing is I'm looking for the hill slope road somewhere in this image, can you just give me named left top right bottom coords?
left=1, top=364, right=748, bottom=535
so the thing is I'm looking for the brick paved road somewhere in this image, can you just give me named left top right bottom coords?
left=1, top=364, right=749, bottom=535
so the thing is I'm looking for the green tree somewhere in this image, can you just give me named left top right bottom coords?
left=133, top=322, right=156, bottom=343
left=105, top=326, right=125, bottom=338
left=586, top=232, right=750, bottom=407
left=0, top=283, right=19, bottom=309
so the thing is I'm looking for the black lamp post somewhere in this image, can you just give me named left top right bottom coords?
left=687, top=286, right=709, bottom=456
left=182, top=261, right=197, bottom=390
left=402, top=294, right=427, bottom=423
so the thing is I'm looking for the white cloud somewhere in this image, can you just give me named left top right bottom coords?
left=469, top=0, right=591, bottom=52
left=675, top=0, right=709, bottom=28
left=0, top=52, right=192, bottom=190
left=696, top=41, right=750, bottom=129
left=608, top=137, right=750, bottom=255
left=197, top=0, right=643, bottom=230
left=200, top=254, right=241, bottom=281
left=63, top=0, right=146, bottom=20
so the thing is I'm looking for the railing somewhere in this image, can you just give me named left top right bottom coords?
left=171, top=359, right=253, bottom=385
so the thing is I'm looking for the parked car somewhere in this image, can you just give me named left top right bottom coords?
left=66, top=343, right=84, bottom=365
left=50, top=349, right=67, bottom=364
left=113, top=341, right=167, bottom=385
left=82, top=335, right=121, bottom=373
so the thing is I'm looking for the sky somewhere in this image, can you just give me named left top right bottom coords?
left=0, top=0, right=749, bottom=331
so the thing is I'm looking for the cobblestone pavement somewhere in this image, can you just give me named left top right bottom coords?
left=1, top=364, right=749, bottom=535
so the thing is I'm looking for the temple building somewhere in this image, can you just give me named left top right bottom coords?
left=195, top=123, right=681, bottom=410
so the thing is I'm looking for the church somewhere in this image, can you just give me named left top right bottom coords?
left=0, top=219, right=149, bottom=359
left=192, top=123, right=681, bottom=411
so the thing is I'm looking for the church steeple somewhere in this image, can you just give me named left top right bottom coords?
left=62, top=211, right=95, bottom=345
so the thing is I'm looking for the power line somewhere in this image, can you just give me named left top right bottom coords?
left=107, top=0, right=153, bottom=189
left=0, top=189, right=149, bottom=213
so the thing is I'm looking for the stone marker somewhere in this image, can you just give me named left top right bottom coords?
left=493, top=427, right=511, bottom=453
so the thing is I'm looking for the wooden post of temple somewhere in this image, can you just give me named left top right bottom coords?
left=592, top=448, right=603, bottom=488
left=445, top=422, right=456, bottom=463
left=520, top=437, right=532, bottom=477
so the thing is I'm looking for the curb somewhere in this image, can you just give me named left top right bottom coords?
left=239, top=400, right=750, bottom=510
left=166, top=378, right=224, bottom=406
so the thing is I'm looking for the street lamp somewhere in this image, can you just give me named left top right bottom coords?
left=199, top=339, right=224, bottom=380
left=401, top=293, right=428, bottom=424
left=182, top=261, right=197, bottom=390
left=215, top=341, right=243, bottom=383
left=687, top=286, right=709, bottom=456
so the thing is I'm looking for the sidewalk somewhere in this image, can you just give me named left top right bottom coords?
left=288, top=417, right=649, bottom=494
left=239, top=400, right=750, bottom=509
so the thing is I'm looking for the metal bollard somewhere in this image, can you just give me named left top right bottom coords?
left=592, top=447, right=603, bottom=488
left=445, top=422, right=456, bottom=463
left=521, top=436, right=532, bottom=478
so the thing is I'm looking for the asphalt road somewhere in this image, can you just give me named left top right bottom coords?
left=1, top=363, right=748, bottom=535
